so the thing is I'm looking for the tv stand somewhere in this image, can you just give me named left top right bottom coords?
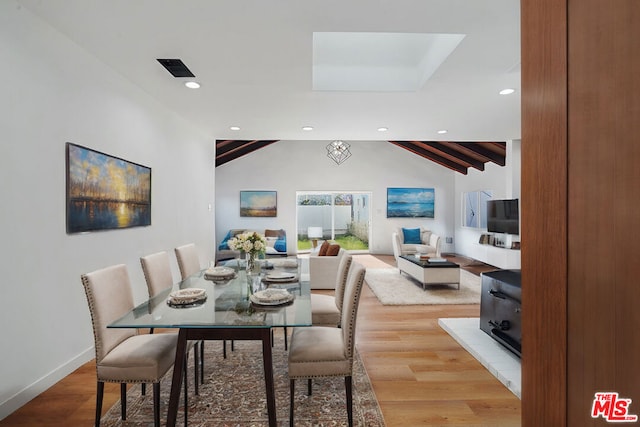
left=470, top=243, right=520, bottom=270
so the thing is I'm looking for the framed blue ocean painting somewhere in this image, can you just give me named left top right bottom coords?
left=66, top=143, right=151, bottom=233
left=386, top=187, right=435, bottom=218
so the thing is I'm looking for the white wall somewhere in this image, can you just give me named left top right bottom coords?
left=215, top=140, right=457, bottom=255
left=0, top=3, right=214, bottom=418
left=454, top=140, right=521, bottom=261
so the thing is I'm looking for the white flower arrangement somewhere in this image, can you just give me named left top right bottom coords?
left=227, top=231, right=267, bottom=256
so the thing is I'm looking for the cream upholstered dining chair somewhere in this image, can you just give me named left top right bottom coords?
left=310, top=253, right=353, bottom=326
left=81, top=264, right=186, bottom=427
left=174, top=243, right=201, bottom=280
left=288, top=262, right=367, bottom=427
left=140, top=251, right=204, bottom=392
left=174, top=243, right=233, bottom=357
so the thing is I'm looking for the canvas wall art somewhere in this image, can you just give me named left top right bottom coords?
left=463, top=190, right=492, bottom=229
left=66, top=143, right=151, bottom=233
left=386, top=187, right=435, bottom=218
left=240, top=190, right=277, bottom=217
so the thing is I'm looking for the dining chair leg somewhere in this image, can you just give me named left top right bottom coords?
left=141, top=383, right=146, bottom=395
left=193, top=344, right=199, bottom=395
left=153, top=382, right=161, bottom=427
left=199, top=340, right=205, bottom=383
left=95, top=381, right=104, bottom=427
left=307, top=378, right=312, bottom=396
left=289, top=379, right=295, bottom=426
left=345, top=376, right=353, bottom=427
left=183, top=358, right=188, bottom=427
left=120, top=383, right=127, bottom=420
left=284, top=326, right=288, bottom=350
left=223, top=340, right=227, bottom=359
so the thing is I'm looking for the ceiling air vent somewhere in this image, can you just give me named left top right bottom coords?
left=156, top=58, right=195, bottom=78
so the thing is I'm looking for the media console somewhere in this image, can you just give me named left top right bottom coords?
left=469, top=243, right=520, bottom=270
left=480, top=269, right=522, bottom=357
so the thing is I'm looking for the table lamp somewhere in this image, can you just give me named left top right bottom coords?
left=307, top=227, right=323, bottom=249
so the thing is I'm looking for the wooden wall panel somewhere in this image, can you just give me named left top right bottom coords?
left=567, top=0, right=640, bottom=425
left=522, top=0, right=640, bottom=425
left=520, top=0, right=568, bottom=426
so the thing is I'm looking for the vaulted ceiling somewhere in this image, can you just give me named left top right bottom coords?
left=215, top=140, right=506, bottom=174
left=17, top=1, right=521, bottom=142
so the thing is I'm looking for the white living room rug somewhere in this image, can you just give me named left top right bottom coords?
left=365, top=268, right=481, bottom=305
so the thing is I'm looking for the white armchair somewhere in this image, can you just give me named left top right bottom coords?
left=392, top=227, right=441, bottom=262
left=309, top=248, right=346, bottom=289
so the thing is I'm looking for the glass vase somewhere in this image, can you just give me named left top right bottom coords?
left=246, top=251, right=258, bottom=274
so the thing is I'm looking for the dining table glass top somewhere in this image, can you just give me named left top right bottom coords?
left=109, top=266, right=311, bottom=330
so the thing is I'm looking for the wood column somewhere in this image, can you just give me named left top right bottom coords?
left=521, top=0, right=640, bottom=425
left=521, top=0, right=568, bottom=425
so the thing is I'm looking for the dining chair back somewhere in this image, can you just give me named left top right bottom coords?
left=333, top=253, right=353, bottom=312
left=140, top=251, right=206, bottom=391
left=175, top=243, right=201, bottom=280
left=81, top=264, right=180, bottom=427
left=310, top=253, right=352, bottom=326
left=140, top=251, right=173, bottom=296
left=288, top=262, right=366, bottom=427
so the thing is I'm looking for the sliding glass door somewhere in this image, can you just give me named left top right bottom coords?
left=296, top=191, right=371, bottom=252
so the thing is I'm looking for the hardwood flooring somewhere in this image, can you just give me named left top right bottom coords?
left=0, top=254, right=520, bottom=426
left=353, top=254, right=520, bottom=426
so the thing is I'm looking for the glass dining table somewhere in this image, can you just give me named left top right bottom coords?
left=108, top=264, right=311, bottom=427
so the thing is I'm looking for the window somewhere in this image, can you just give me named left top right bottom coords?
left=296, top=191, right=371, bottom=252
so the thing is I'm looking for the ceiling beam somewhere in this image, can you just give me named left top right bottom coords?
left=388, top=140, right=507, bottom=174
left=388, top=141, right=469, bottom=174
left=215, top=140, right=279, bottom=167
left=419, top=142, right=486, bottom=171
left=448, top=142, right=506, bottom=166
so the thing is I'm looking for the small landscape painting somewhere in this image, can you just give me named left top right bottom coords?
left=387, top=187, right=435, bottom=218
left=240, top=190, right=277, bottom=217
left=66, top=143, right=151, bottom=233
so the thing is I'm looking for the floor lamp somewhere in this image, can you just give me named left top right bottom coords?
left=307, top=227, right=323, bottom=249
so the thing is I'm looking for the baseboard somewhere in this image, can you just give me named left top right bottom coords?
left=0, top=346, right=94, bottom=421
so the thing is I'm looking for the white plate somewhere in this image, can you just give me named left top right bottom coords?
left=205, top=266, right=235, bottom=277
left=167, top=288, right=207, bottom=305
left=250, top=292, right=294, bottom=306
left=252, top=288, right=291, bottom=303
left=265, top=272, right=295, bottom=280
left=270, top=259, right=298, bottom=269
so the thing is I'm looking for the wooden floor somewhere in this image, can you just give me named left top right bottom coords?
left=0, top=254, right=521, bottom=426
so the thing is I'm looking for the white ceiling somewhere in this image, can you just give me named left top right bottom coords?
left=18, top=0, right=521, bottom=142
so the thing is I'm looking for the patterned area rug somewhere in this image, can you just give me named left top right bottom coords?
left=365, top=268, right=481, bottom=305
left=102, top=333, right=385, bottom=426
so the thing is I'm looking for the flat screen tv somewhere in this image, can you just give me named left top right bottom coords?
left=487, top=199, right=519, bottom=235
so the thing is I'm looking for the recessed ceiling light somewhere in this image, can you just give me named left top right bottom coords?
left=185, top=81, right=200, bottom=89
left=377, top=127, right=388, bottom=132
left=229, top=126, right=240, bottom=131
left=499, top=88, right=515, bottom=95
left=437, top=129, right=448, bottom=134
left=302, top=126, right=314, bottom=131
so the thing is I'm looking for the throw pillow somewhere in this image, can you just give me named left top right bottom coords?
left=326, top=244, right=341, bottom=256
left=402, top=227, right=422, bottom=244
left=265, top=237, right=278, bottom=248
left=274, top=238, right=286, bottom=253
left=318, top=241, right=330, bottom=256
left=218, top=230, right=233, bottom=250
left=421, top=229, right=432, bottom=244
left=265, top=229, right=283, bottom=238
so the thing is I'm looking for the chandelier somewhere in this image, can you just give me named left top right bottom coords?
left=326, top=140, right=351, bottom=165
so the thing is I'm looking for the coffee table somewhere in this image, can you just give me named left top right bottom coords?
left=397, top=255, right=461, bottom=290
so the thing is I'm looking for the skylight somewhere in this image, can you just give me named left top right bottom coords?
left=312, top=32, right=465, bottom=92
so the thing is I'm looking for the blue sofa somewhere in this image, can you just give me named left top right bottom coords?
left=216, top=228, right=287, bottom=262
